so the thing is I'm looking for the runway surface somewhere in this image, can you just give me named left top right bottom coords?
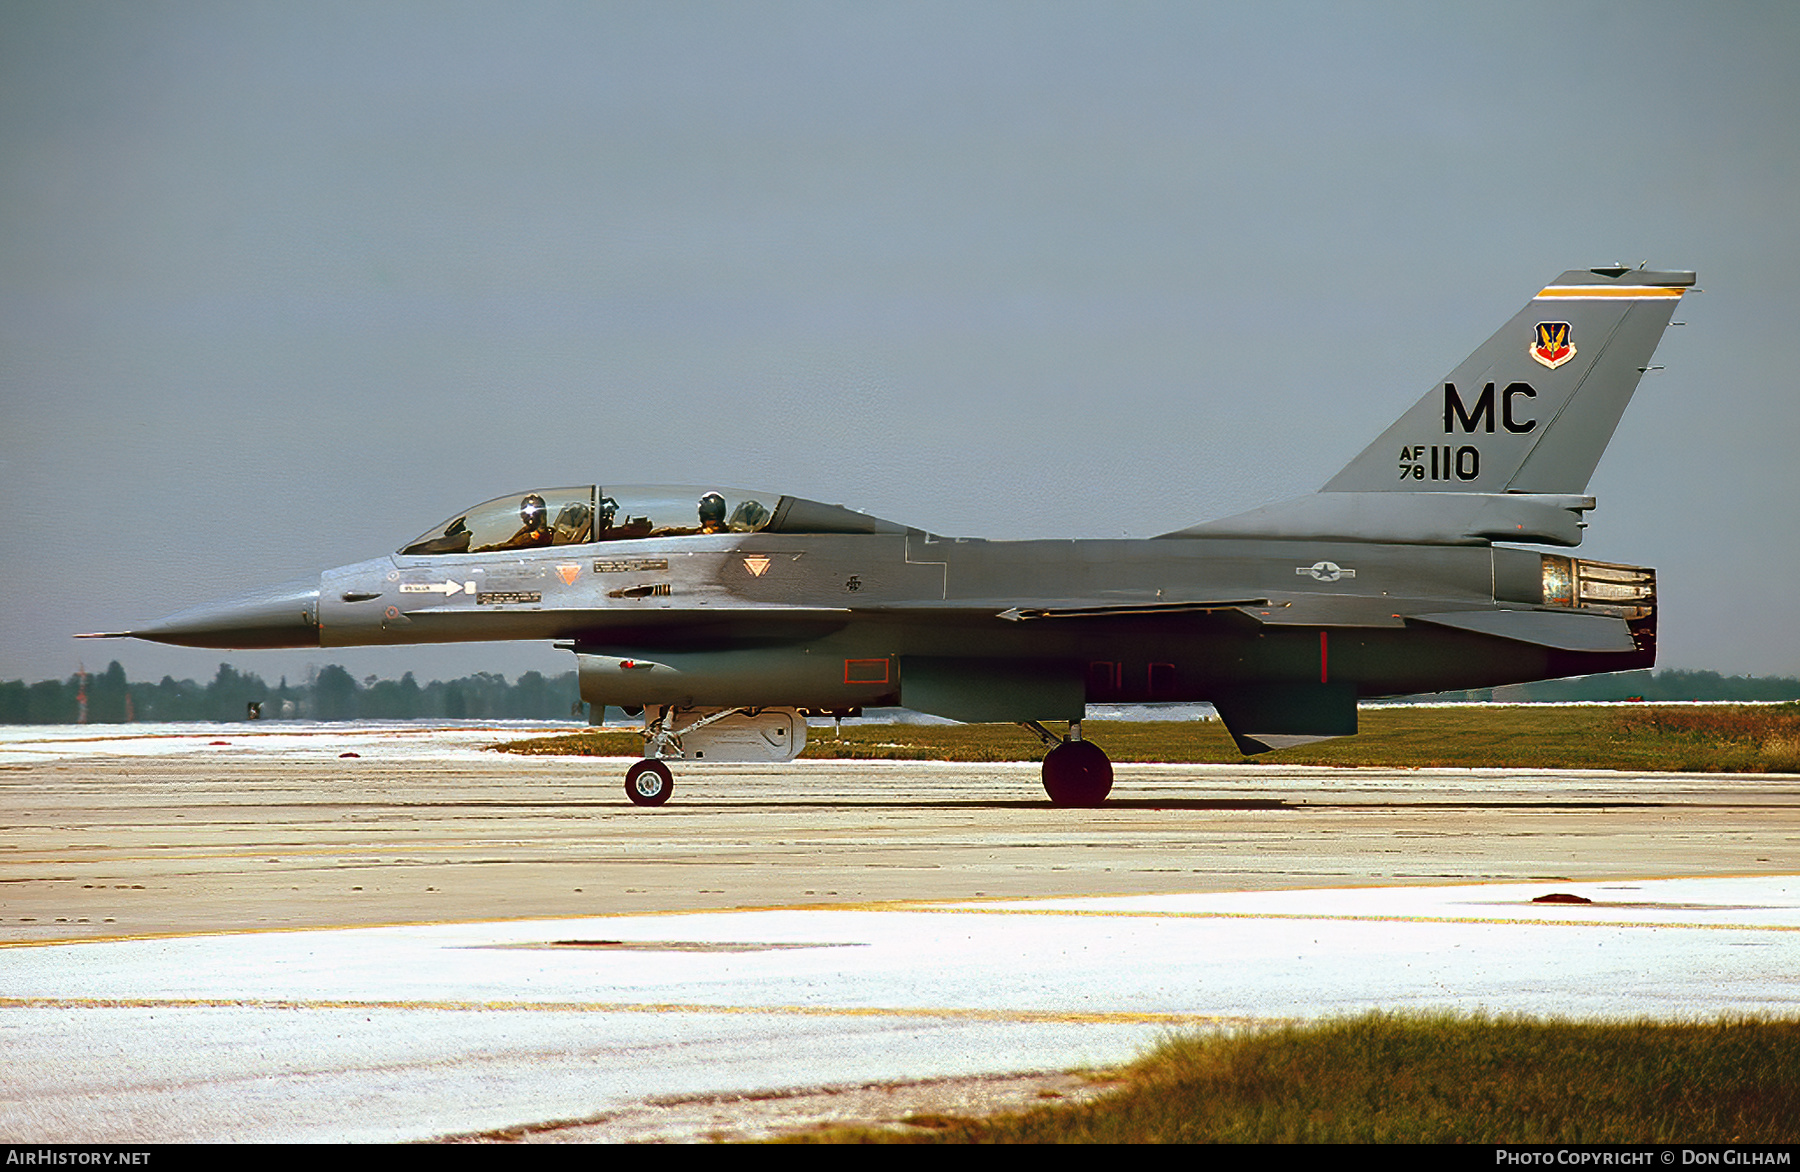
left=2, top=723, right=1797, bottom=1142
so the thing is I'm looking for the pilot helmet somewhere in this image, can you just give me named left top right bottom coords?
left=519, top=493, right=548, bottom=529
left=698, top=492, right=726, bottom=524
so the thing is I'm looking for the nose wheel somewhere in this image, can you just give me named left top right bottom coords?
left=624, top=759, right=674, bottom=806
left=1020, top=720, right=1114, bottom=807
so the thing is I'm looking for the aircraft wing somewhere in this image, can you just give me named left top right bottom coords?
left=401, top=598, right=1268, bottom=626
left=991, top=599, right=1266, bottom=621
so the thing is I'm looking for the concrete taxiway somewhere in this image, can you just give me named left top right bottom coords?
left=1, top=723, right=1797, bottom=1142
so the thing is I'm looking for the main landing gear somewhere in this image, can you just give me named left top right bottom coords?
left=1020, top=720, right=1114, bottom=807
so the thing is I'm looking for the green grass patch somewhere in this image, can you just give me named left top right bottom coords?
left=493, top=728, right=646, bottom=757
left=783, top=1013, right=1800, bottom=1143
left=490, top=704, right=1800, bottom=772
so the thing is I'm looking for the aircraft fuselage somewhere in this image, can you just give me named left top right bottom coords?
left=88, top=264, right=1689, bottom=803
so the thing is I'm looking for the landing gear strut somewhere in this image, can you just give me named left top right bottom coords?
left=1020, top=720, right=1113, bottom=807
left=623, top=706, right=746, bottom=807
left=620, top=706, right=810, bottom=807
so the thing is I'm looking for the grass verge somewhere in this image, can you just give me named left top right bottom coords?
left=491, top=704, right=1800, bottom=772
left=780, top=1012, right=1800, bottom=1143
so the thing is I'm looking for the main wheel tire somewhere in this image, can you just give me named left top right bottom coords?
left=624, top=759, right=674, bottom=806
left=1041, top=739, right=1113, bottom=807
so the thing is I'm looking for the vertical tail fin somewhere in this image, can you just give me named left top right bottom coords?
left=1322, top=266, right=1694, bottom=495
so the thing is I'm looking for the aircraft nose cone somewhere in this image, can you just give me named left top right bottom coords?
left=127, top=578, right=321, bottom=649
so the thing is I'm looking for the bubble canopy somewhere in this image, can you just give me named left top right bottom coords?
left=398, top=485, right=904, bottom=557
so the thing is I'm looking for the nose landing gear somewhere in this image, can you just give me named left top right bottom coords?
left=1020, top=720, right=1114, bottom=807
left=617, top=705, right=810, bottom=806
left=624, top=759, right=673, bottom=806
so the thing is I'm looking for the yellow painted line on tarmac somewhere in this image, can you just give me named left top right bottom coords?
left=0, top=894, right=993, bottom=949
left=906, top=905, right=1800, bottom=932
left=1, top=843, right=584, bottom=864
left=6, top=876, right=1792, bottom=947
left=0, top=726, right=568, bottom=746
left=0, top=995, right=1245, bottom=1027
left=0, top=834, right=659, bottom=867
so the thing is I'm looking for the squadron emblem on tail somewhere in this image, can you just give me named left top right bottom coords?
left=1532, top=321, right=1576, bottom=369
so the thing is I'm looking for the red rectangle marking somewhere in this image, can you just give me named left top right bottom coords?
left=1148, top=662, right=1176, bottom=698
left=844, top=658, right=890, bottom=685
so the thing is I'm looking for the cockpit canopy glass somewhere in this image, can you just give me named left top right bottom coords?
left=399, top=486, right=783, bottom=556
left=399, top=486, right=601, bottom=556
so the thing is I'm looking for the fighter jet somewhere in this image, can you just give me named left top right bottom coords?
left=85, top=265, right=1692, bottom=807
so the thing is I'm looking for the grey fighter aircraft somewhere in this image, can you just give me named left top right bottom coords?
left=85, top=265, right=1692, bottom=807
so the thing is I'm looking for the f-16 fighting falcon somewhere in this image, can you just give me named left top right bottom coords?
left=86, top=265, right=1693, bottom=807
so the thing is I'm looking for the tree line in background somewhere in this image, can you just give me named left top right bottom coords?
left=1, top=663, right=1797, bottom=725
left=0, top=662, right=584, bottom=724
left=1419, top=669, right=1800, bottom=704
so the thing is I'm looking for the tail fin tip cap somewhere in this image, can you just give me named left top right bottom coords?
left=1567, top=266, right=1695, bottom=286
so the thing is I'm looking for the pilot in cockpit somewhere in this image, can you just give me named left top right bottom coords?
left=650, top=492, right=731, bottom=538
left=476, top=493, right=554, bottom=551
left=728, top=498, right=770, bottom=531
left=698, top=492, right=728, bottom=534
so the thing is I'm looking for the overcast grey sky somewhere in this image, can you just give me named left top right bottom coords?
left=3, top=0, right=1797, bottom=687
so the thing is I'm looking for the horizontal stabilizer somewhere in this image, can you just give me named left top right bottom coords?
left=1407, top=608, right=1637, bottom=652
